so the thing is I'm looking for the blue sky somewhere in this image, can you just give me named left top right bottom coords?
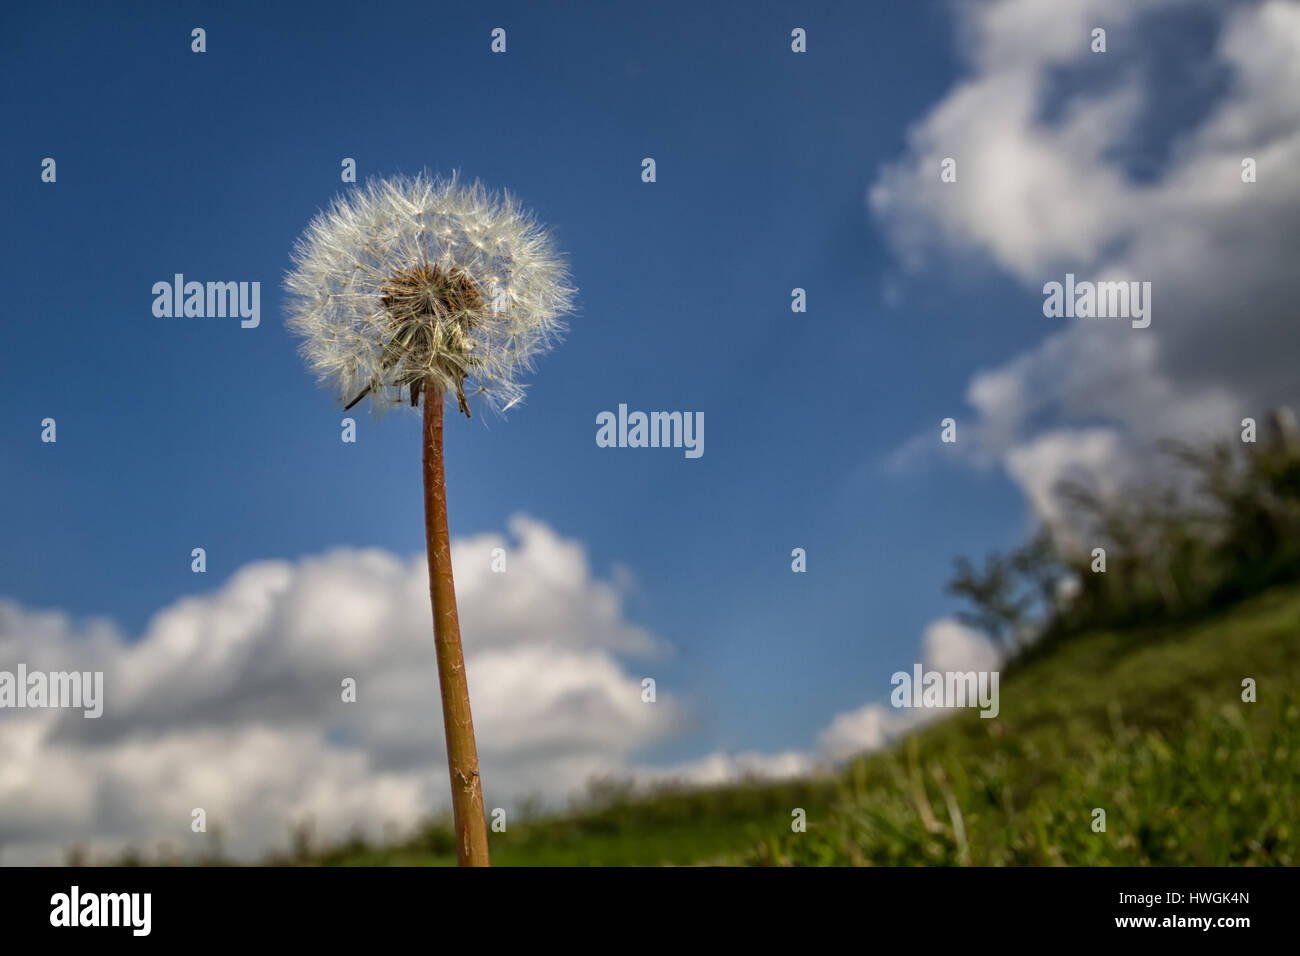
left=6, top=0, right=1295, bottom=857
left=1, top=0, right=1042, bottom=762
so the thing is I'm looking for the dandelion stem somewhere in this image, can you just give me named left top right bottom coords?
left=422, top=386, right=490, bottom=866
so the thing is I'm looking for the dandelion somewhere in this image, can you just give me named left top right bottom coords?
left=285, top=173, right=575, bottom=866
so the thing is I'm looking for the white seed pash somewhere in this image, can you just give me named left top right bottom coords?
left=285, top=174, right=575, bottom=416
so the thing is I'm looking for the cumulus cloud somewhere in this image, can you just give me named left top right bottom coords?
left=873, top=0, right=1300, bottom=531
left=817, top=617, right=1001, bottom=760
left=635, top=750, right=819, bottom=789
left=922, top=617, right=1002, bottom=675
left=0, top=508, right=1018, bottom=865
left=636, top=617, right=1003, bottom=775
left=0, top=516, right=681, bottom=864
left=0, top=511, right=1013, bottom=865
left=818, top=702, right=912, bottom=761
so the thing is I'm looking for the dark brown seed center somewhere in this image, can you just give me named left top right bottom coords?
left=381, top=263, right=483, bottom=330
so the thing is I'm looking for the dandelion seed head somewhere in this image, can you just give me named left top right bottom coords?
left=284, top=173, right=575, bottom=416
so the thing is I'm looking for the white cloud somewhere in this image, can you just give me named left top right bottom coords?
left=817, top=703, right=909, bottom=761
left=1003, top=427, right=1127, bottom=543
left=0, top=513, right=1020, bottom=865
left=0, top=516, right=680, bottom=865
left=817, top=617, right=1001, bottom=761
left=922, top=617, right=1002, bottom=675
left=640, top=616, right=1004, bottom=777
left=637, top=750, right=820, bottom=789
left=874, top=0, right=1300, bottom=531
left=0, top=518, right=1016, bottom=865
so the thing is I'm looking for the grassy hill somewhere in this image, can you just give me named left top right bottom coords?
left=312, top=583, right=1299, bottom=866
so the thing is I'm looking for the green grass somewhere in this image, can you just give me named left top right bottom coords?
left=320, top=583, right=1300, bottom=866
